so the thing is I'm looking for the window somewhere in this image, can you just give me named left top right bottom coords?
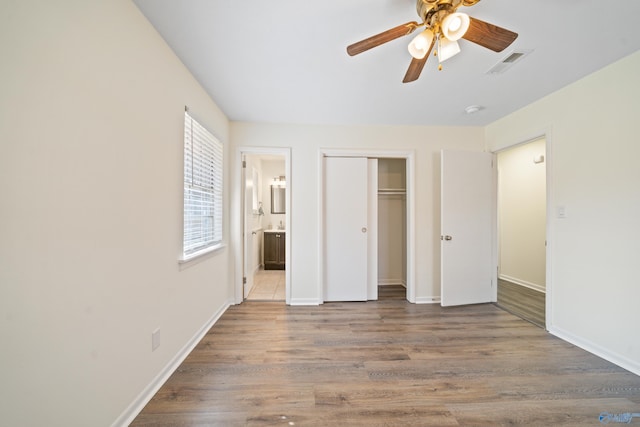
left=182, top=109, right=223, bottom=260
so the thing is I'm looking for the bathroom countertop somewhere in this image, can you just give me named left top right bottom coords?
left=264, top=229, right=285, bottom=233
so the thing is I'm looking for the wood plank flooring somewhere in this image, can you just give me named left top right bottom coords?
left=132, top=286, right=640, bottom=426
left=496, top=279, right=546, bottom=328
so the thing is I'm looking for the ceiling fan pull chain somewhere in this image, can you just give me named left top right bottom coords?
left=435, top=34, right=443, bottom=71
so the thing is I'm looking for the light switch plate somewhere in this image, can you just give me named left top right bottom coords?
left=557, top=205, right=567, bottom=219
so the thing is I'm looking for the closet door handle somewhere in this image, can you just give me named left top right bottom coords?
left=361, top=227, right=367, bottom=233
left=442, top=235, right=453, bottom=241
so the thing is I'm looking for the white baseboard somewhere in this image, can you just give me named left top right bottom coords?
left=499, top=274, right=546, bottom=293
left=111, top=298, right=233, bottom=427
left=415, top=296, right=441, bottom=304
left=378, top=279, right=406, bottom=287
left=289, top=298, right=321, bottom=306
left=549, top=325, right=640, bottom=377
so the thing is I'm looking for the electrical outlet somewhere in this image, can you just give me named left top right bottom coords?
left=152, top=328, right=161, bottom=351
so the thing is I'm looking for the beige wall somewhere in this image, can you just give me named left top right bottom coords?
left=486, top=51, right=640, bottom=374
left=497, top=138, right=546, bottom=291
left=230, top=123, right=485, bottom=303
left=0, top=1, right=232, bottom=425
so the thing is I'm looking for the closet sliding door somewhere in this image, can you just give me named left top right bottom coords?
left=324, top=157, right=377, bottom=301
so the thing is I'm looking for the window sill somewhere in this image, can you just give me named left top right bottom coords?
left=179, top=243, right=226, bottom=265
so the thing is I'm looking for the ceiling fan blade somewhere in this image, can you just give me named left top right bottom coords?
left=402, top=38, right=434, bottom=83
left=403, top=55, right=428, bottom=83
left=347, top=21, right=420, bottom=56
left=462, top=17, right=518, bottom=52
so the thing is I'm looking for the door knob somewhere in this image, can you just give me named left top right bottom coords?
left=361, top=227, right=367, bottom=233
left=442, top=235, right=452, bottom=241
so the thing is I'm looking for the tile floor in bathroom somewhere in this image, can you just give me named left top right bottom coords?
left=246, top=268, right=285, bottom=301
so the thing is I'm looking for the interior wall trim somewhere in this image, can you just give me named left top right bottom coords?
left=415, top=296, right=441, bottom=304
left=289, top=298, right=322, bottom=306
left=499, top=274, right=545, bottom=293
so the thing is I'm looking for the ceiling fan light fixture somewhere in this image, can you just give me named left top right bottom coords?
left=438, top=36, right=461, bottom=62
left=346, top=0, right=519, bottom=83
left=441, top=12, right=470, bottom=41
left=408, top=29, right=434, bottom=59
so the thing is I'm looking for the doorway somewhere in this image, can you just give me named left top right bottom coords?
left=377, top=158, right=407, bottom=300
left=238, top=148, right=291, bottom=304
left=495, top=137, right=547, bottom=327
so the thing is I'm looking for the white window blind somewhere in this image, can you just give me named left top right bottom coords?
left=183, top=110, right=223, bottom=259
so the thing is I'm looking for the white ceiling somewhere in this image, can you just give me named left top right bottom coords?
left=133, top=0, right=640, bottom=127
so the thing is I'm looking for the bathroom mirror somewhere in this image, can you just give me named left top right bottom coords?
left=271, top=186, right=286, bottom=214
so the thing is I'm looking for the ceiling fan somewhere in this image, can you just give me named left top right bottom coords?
left=346, top=0, right=518, bottom=83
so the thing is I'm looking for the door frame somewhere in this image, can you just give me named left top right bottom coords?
left=318, top=148, right=416, bottom=303
left=233, top=146, right=291, bottom=305
left=490, top=130, right=552, bottom=329
left=241, top=154, right=253, bottom=299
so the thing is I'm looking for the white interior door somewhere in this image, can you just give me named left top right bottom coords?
left=441, top=150, right=495, bottom=306
left=242, top=158, right=254, bottom=298
left=324, top=157, right=368, bottom=301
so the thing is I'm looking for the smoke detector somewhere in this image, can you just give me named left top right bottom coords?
left=465, top=105, right=484, bottom=114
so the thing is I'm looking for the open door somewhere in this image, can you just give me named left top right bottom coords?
left=441, top=150, right=495, bottom=307
left=242, top=156, right=254, bottom=298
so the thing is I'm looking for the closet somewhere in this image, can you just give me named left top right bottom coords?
left=323, top=156, right=407, bottom=302
left=377, top=158, right=407, bottom=292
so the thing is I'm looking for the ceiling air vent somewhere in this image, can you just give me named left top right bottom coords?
left=486, top=49, right=532, bottom=75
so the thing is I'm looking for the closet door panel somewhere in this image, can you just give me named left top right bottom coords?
left=324, top=157, right=368, bottom=301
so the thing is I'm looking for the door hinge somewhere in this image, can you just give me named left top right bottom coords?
left=243, top=276, right=247, bottom=284
left=242, top=160, right=247, bottom=168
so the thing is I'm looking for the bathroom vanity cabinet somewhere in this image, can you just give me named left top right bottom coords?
left=264, top=231, right=285, bottom=270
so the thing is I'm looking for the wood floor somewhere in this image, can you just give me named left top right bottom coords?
left=132, top=286, right=640, bottom=426
left=496, top=279, right=546, bottom=329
